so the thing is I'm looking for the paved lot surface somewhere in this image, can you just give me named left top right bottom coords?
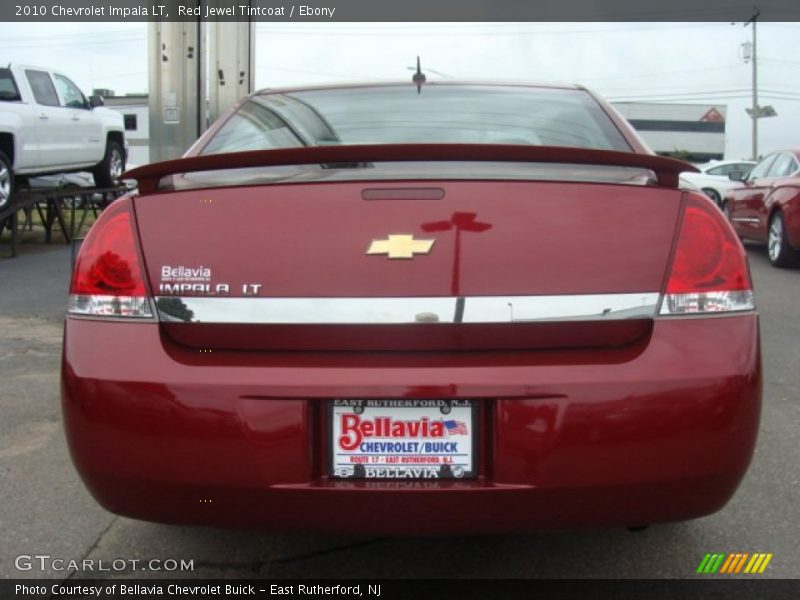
left=1, top=242, right=798, bottom=580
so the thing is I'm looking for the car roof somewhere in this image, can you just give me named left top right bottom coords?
left=8, top=64, right=59, bottom=73
left=700, top=159, right=756, bottom=167
left=770, top=149, right=800, bottom=161
left=254, top=80, right=586, bottom=96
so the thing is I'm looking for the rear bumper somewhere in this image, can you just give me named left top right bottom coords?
left=61, top=315, right=761, bottom=534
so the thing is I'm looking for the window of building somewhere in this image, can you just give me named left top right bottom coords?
left=124, top=114, right=138, bottom=131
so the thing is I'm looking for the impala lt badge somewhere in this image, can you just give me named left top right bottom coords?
left=367, top=234, right=435, bottom=259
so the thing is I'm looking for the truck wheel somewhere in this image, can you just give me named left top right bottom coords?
left=92, top=140, right=125, bottom=188
left=0, top=150, right=13, bottom=212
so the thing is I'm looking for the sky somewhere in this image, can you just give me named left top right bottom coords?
left=1, top=21, right=799, bottom=160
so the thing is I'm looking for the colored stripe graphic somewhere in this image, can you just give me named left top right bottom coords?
left=698, top=552, right=773, bottom=575
left=696, top=554, right=712, bottom=574
left=759, top=554, right=774, bottom=573
left=734, top=553, right=749, bottom=573
left=698, top=554, right=726, bottom=574
left=745, top=554, right=760, bottom=574
left=724, top=553, right=744, bottom=573
left=719, top=554, right=736, bottom=574
left=711, top=554, right=725, bottom=573
left=745, top=553, right=774, bottom=574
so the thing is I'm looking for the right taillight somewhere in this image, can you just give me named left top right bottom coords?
left=660, top=193, right=755, bottom=315
left=68, top=197, right=153, bottom=319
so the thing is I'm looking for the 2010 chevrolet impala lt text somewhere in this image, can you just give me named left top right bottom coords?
left=61, top=82, right=761, bottom=534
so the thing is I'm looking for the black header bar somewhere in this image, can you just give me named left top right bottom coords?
left=2, top=0, right=800, bottom=22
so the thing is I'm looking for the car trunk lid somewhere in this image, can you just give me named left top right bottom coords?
left=133, top=178, right=681, bottom=351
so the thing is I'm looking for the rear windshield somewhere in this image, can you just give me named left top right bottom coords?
left=0, top=68, right=21, bottom=102
left=200, top=84, right=631, bottom=155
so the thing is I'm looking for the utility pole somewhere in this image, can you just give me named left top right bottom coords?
left=745, top=9, right=759, bottom=160
left=737, top=9, right=776, bottom=160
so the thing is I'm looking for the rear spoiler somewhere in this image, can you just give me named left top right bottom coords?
left=124, top=144, right=697, bottom=195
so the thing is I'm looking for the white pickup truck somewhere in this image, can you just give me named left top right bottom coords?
left=0, top=64, right=127, bottom=211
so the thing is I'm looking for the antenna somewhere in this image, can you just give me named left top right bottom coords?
left=412, top=56, right=426, bottom=94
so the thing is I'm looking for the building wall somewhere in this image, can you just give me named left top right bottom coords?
left=611, top=102, right=727, bottom=162
left=104, top=97, right=150, bottom=166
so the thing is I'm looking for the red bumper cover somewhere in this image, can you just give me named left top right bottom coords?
left=61, top=315, right=761, bottom=534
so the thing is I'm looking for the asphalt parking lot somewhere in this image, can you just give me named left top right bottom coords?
left=1, top=241, right=798, bottom=580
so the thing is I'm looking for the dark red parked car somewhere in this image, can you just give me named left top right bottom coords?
left=722, top=149, right=800, bottom=267
left=61, top=83, right=761, bottom=534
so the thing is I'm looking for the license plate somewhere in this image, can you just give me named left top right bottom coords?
left=329, top=399, right=477, bottom=479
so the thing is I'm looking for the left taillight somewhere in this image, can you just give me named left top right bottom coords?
left=68, top=197, right=153, bottom=318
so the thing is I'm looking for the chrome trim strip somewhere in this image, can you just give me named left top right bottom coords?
left=155, top=293, right=661, bottom=324
left=731, top=217, right=760, bottom=225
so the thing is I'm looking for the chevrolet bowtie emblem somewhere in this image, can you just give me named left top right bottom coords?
left=366, top=234, right=435, bottom=259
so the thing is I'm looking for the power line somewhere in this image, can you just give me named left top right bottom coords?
left=604, top=88, right=752, bottom=98
left=577, top=64, right=743, bottom=83
left=607, top=87, right=800, bottom=98
left=760, top=89, right=800, bottom=96
left=0, top=34, right=145, bottom=50
left=609, top=93, right=800, bottom=102
left=91, top=70, right=147, bottom=81
left=760, top=57, right=800, bottom=68
left=255, top=22, right=715, bottom=37
left=257, top=65, right=391, bottom=82
left=609, top=95, right=751, bottom=101
left=0, top=28, right=144, bottom=42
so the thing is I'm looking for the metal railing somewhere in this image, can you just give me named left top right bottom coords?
left=0, top=185, right=130, bottom=258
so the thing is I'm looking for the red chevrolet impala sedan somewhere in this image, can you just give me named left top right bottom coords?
left=723, top=149, right=800, bottom=268
left=61, top=83, right=761, bottom=533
